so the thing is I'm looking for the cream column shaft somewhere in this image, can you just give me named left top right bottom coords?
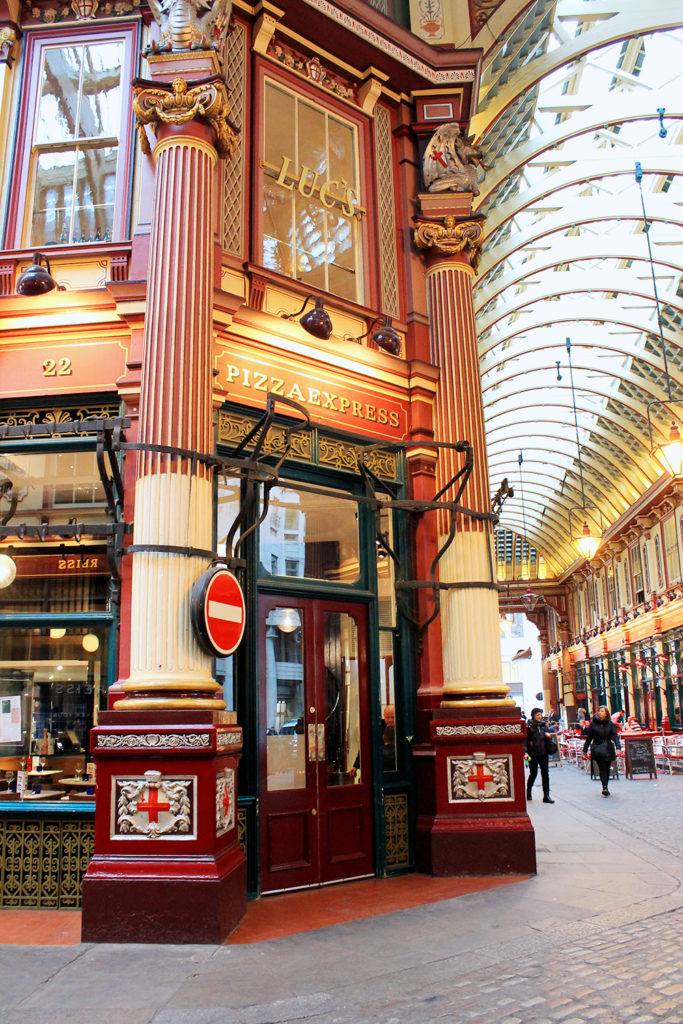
left=119, top=133, right=224, bottom=709
left=425, top=256, right=512, bottom=708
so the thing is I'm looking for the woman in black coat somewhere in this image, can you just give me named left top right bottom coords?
left=525, top=708, right=555, bottom=803
left=583, top=705, right=621, bottom=796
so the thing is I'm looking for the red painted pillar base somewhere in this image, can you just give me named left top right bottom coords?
left=414, top=708, right=536, bottom=876
left=81, top=711, right=246, bottom=944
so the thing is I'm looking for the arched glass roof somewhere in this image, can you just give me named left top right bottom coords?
left=469, top=0, right=683, bottom=575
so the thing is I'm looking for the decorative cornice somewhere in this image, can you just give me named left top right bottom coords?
left=133, top=75, right=237, bottom=159
left=413, top=216, right=484, bottom=271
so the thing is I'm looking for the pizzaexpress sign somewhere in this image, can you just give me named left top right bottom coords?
left=217, top=353, right=408, bottom=440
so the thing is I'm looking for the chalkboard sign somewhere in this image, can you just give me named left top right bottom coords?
left=624, top=736, right=656, bottom=779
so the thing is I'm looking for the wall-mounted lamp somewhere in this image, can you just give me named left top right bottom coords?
left=50, top=628, right=67, bottom=639
left=0, top=552, right=17, bottom=589
left=565, top=337, right=603, bottom=560
left=16, top=253, right=60, bottom=296
left=281, top=295, right=332, bottom=340
left=349, top=316, right=402, bottom=356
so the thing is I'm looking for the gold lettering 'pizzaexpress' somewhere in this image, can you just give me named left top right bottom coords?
left=223, top=365, right=400, bottom=428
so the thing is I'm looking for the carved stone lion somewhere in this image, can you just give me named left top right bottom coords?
left=147, top=0, right=232, bottom=51
left=423, top=123, right=489, bottom=196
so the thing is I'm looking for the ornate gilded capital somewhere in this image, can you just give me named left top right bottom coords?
left=133, top=75, right=237, bottom=159
left=413, top=216, right=484, bottom=272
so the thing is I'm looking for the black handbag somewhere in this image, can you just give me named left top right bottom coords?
left=545, top=735, right=558, bottom=755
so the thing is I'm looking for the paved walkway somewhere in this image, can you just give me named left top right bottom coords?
left=1, top=765, right=682, bottom=1024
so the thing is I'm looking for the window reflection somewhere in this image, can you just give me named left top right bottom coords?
left=265, top=606, right=305, bottom=791
left=30, top=41, right=122, bottom=246
left=325, top=612, right=361, bottom=786
left=0, top=451, right=107, bottom=527
left=261, top=80, right=363, bottom=302
left=259, top=484, right=359, bottom=583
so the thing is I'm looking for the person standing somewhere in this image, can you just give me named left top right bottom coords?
left=583, top=705, right=621, bottom=796
left=525, top=708, right=555, bottom=803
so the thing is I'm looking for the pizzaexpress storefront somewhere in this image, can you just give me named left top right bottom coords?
left=210, top=399, right=416, bottom=896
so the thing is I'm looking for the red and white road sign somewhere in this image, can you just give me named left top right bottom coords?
left=192, top=567, right=246, bottom=657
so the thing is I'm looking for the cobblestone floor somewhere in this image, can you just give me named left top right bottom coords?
left=0, top=765, right=681, bottom=1024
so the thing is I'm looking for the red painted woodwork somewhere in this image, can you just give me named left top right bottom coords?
left=258, top=596, right=374, bottom=893
left=414, top=708, right=537, bottom=876
left=81, top=711, right=246, bottom=943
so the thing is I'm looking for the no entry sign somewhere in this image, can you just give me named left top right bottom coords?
left=190, top=566, right=246, bottom=657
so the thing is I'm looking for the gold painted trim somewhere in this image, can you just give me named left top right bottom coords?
left=414, top=217, right=483, bottom=271
left=134, top=76, right=236, bottom=160
left=440, top=699, right=518, bottom=708
left=114, top=698, right=227, bottom=709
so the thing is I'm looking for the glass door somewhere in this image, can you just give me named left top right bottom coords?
left=259, top=596, right=373, bottom=893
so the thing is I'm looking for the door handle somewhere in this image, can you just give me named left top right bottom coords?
left=316, top=723, right=325, bottom=761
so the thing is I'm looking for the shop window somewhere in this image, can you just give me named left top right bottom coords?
left=0, top=624, right=110, bottom=798
left=259, top=483, right=359, bottom=584
left=7, top=25, right=137, bottom=248
left=260, top=78, right=365, bottom=303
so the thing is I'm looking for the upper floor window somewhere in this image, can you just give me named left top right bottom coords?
left=260, top=77, right=365, bottom=304
left=654, top=535, right=664, bottom=589
left=666, top=514, right=683, bottom=584
left=642, top=542, right=652, bottom=595
left=7, top=26, right=137, bottom=249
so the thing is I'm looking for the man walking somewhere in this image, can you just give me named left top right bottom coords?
left=525, top=708, right=555, bottom=804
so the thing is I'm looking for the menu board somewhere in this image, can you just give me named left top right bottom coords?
left=624, top=736, right=656, bottom=779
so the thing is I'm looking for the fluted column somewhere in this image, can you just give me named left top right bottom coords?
left=117, top=74, right=236, bottom=710
left=415, top=220, right=513, bottom=710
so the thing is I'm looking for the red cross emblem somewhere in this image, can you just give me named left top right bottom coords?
left=467, top=763, right=494, bottom=791
left=432, top=148, right=448, bottom=168
left=221, top=788, right=231, bottom=816
left=136, top=787, right=171, bottom=823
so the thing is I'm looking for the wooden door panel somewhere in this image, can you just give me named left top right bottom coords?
left=264, top=809, right=314, bottom=874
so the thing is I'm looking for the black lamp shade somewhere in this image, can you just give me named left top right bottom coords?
left=299, top=296, right=332, bottom=340
left=16, top=253, right=58, bottom=296
left=371, top=316, right=401, bottom=356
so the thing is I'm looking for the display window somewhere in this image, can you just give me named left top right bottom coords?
left=5, top=24, right=138, bottom=248
left=0, top=622, right=111, bottom=801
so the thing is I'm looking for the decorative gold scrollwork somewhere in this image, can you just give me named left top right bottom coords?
left=413, top=216, right=484, bottom=272
left=133, top=76, right=237, bottom=159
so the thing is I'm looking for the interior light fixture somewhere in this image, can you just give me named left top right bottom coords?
left=50, top=627, right=67, bottom=639
left=16, top=253, right=59, bottom=296
left=82, top=633, right=100, bottom=653
left=281, top=296, right=332, bottom=340
left=0, top=552, right=16, bottom=589
left=271, top=608, right=301, bottom=633
left=565, top=336, right=603, bottom=560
